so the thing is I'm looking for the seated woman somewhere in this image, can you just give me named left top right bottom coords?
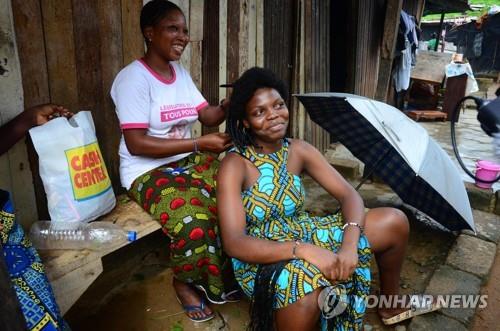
left=111, top=0, right=239, bottom=323
left=217, top=67, right=417, bottom=330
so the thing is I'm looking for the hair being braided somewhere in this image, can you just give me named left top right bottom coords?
left=226, top=67, right=288, bottom=151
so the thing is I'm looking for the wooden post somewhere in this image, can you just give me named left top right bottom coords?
left=435, top=11, right=445, bottom=52
left=375, top=0, right=403, bottom=102
left=0, top=245, right=27, bottom=331
left=11, top=0, right=51, bottom=221
left=226, top=0, right=241, bottom=85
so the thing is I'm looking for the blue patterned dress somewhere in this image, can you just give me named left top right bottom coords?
left=230, top=139, right=371, bottom=330
left=0, top=190, right=69, bottom=330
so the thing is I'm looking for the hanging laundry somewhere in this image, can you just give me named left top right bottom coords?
left=393, top=10, right=418, bottom=92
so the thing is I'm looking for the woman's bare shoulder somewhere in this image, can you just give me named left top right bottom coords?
left=219, top=151, right=247, bottom=177
left=288, top=138, right=315, bottom=154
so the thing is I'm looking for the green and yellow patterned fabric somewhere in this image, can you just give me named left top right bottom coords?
left=230, top=139, right=371, bottom=330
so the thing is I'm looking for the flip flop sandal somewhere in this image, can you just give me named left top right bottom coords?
left=194, top=284, right=227, bottom=305
left=221, top=289, right=244, bottom=303
left=175, top=295, right=215, bottom=323
left=381, top=298, right=441, bottom=325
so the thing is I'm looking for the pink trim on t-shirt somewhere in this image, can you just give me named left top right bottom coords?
left=139, top=58, right=176, bottom=84
left=121, top=123, right=149, bottom=129
left=196, top=101, right=209, bottom=112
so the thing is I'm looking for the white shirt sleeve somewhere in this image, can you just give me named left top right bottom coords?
left=111, top=67, right=150, bottom=129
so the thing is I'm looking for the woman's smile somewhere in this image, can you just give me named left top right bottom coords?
left=244, top=87, right=289, bottom=148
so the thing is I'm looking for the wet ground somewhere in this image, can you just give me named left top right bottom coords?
left=418, top=105, right=499, bottom=192
left=65, top=83, right=499, bottom=331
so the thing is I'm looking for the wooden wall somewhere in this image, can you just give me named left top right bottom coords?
left=302, top=0, right=331, bottom=152
left=12, top=0, right=144, bottom=219
left=286, top=0, right=331, bottom=153
left=11, top=0, right=267, bottom=220
left=353, top=0, right=386, bottom=98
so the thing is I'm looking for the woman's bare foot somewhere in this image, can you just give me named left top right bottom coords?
left=173, top=278, right=214, bottom=321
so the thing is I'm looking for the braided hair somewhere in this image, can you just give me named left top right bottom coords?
left=140, top=0, right=183, bottom=41
left=226, top=67, right=288, bottom=151
left=227, top=67, right=289, bottom=330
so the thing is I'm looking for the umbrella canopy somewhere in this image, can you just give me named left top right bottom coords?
left=296, top=92, right=474, bottom=231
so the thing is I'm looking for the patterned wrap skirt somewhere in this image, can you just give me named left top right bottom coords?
left=0, top=190, right=69, bottom=331
left=128, top=152, right=230, bottom=302
left=233, top=213, right=371, bottom=331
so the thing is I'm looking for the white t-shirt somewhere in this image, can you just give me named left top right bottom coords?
left=111, top=59, right=208, bottom=189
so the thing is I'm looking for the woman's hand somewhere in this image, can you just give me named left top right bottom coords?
left=197, top=132, right=232, bottom=153
left=27, top=104, right=72, bottom=126
left=299, top=243, right=340, bottom=281
left=336, top=248, right=358, bottom=281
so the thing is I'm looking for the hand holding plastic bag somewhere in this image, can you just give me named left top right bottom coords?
left=29, top=111, right=116, bottom=224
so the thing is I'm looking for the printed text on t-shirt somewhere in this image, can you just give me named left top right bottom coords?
left=160, top=106, right=197, bottom=122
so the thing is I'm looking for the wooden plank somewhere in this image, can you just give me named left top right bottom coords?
left=1, top=0, right=38, bottom=228
left=264, top=0, right=295, bottom=101
left=407, top=110, right=447, bottom=121
left=290, top=0, right=303, bottom=139
left=201, top=0, right=220, bottom=135
left=51, top=258, right=103, bottom=315
left=218, top=0, right=228, bottom=134
left=172, top=0, right=191, bottom=73
left=375, top=0, right=403, bottom=102
left=247, top=0, right=257, bottom=67
left=0, top=245, right=27, bottom=331
left=443, top=74, right=468, bottom=121
left=176, top=0, right=191, bottom=73
left=303, top=0, right=313, bottom=144
left=189, top=0, right=204, bottom=42
left=256, top=0, right=264, bottom=67
left=303, top=0, right=330, bottom=151
left=40, top=198, right=161, bottom=282
left=12, top=0, right=50, bottom=107
left=238, top=0, right=249, bottom=74
left=97, top=0, right=124, bottom=192
left=410, top=51, right=452, bottom=84
left=226, top=0, right=241, bottom=85
left=71, top=0, right=121, bottom=191
left=297, top=0, right=305, bottom=140
left=12, top=0, right=51, bottom=220
left=192, top=38, right=203, bottom=136
left=121, top=0, right=144, bottom=65
left=40, top=199, right=159, bottom=284
left=41, top=0, right=79, bottom=112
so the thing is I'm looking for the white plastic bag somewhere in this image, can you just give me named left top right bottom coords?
left=29, top=111, right=116, bottom=224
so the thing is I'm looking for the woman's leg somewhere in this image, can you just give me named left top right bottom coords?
left=128, top=154, right=225, bottom=319
left=364, top=207, right=410, bottom=318
left=275, top=288, right=322, bottom=331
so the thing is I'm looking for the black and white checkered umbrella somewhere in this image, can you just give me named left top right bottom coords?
left=295, top=92, right=474, bottom=231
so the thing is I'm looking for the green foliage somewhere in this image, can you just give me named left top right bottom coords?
left=422, top=1, right=499, bottom=22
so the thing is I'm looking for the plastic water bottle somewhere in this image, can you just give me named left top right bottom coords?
left=29, top=221, right=137, bottom=250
